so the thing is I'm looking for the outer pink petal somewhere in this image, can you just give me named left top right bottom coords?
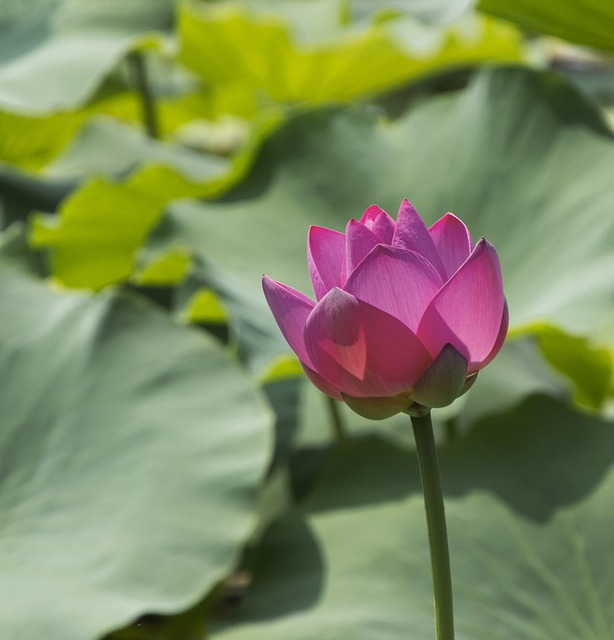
left=360, top=204, right=395, bottom=244
left=343, top=244, right=443, bottom=333
left=262, top=275, right=315, bottom=368
left=345, top=218, right=380, bottom=275
left=428, top=213, right=474, bottom=280
left=472, top=298, right=509, bottom=372
left=393, top=199, right=446, bottom=280
left=301, top=362, right=343, bottom=399
left=417, top=238, right=505, bottom=367
left=304, top=288, right=431, bottom=398
left=308, top=226, right=346, bottom=301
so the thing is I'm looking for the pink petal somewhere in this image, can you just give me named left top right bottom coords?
left=417, top=238, right=505, bottom=367
left=428, top=213, right=474, bottom=280
left=262, top=275, right=315, bottom=368
left=473, top=298, right=509, bottom=372
left=301, top=363, right=343, bottom=399
left=308, top=226, right=346, bottom=301
left=345, top=218, right=380, bottom=275
left=393, top=199, right=446, bottom=279
left=343, top=244, right=443, bottom=332
left=304, top=288, right=431, bottom=398
left=360, top=204, right=395, bottom=244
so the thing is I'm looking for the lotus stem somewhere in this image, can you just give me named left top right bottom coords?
left=411, top=412, right=454, bottom=640
left=129, top=51, right=159, bottom=139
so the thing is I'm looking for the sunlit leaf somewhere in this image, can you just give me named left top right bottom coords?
left=510, top=322, right=613, bottom=410
left=479, top=0, right=614, bottom=53
left=30, top=115, right=281, bottom=289
left=178, top=2, right=522, bottom=106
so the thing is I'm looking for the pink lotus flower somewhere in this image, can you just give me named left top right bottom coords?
left=263, top=200, right=508, bottom=419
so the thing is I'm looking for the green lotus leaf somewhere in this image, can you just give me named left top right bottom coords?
left=211, top=395, right=614, bottom=639
left=0, top=0, right=173, bottom=113
left=479, top=0, right=614, bottom=53
left=0, top=259, right=272, bottom=640
left=143, top=67, right=614, bottom=410
left=30, top=114, right=280, bottom=289
left=178, top=1, right=522, bottom=106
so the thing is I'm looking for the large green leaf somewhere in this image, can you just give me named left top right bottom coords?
left=144, top=67, right=614, bottom=407
left=178, top=2, right=522, bottom=106
left=0, top=0, right=174, bottom=113
left=211, top=396, right=614, bottom=640
left=0, top=261, right=272, bottom=639
left=478, top=0, right=614, bottom=53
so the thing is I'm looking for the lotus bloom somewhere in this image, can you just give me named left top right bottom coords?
left=263, top=200, right=508, bottom=419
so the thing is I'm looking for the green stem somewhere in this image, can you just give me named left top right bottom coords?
left=326, top=396, right=347, bottom=449
left=129, top=51, right=159, bottom=139
left=411, top=412, right=454, bottom=640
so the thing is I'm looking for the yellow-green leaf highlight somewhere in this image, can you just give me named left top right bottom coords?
left=510, top=322, right=613, bottom=410
left=30, top=114, right=281, bottom=290
left=479, top=0, right=614, bottom=53
left=183, top=287, right=229, bottom=325
left=179, top=3, right=524, bottom=107
left=132, top=247, right=193, bottom=286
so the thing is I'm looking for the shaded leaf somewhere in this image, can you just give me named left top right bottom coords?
left=0, top=0, right=173, bottom=112
left=211, top=396, right=614, bottom=640
left=44, top=117, right=229, bottom=180
left=0, top=260, right=272, bottom=639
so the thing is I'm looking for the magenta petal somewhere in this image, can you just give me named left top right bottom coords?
left=262, top=276, right=315, bottom=368
left=308, top=226, right=346, bottom=300
left=393, top=199, right=446, bottom=279
left=360, top=204, right=387, bottom=226
left=304, top=288, right=431, bottom=398
left=429, top=213, right=474, bottom=280
left=411, top=344, right=468, bottom=408
left=360, top=205, right=395, bottom=244
left=301, top=362, right=343, bottom=399
left=474, top=298, right=509, bottom=372
left=345, top=218, right=380, bottom=274
left=417, top=239, right=505, bottom=367
left=344, top=244, right=442, bottom=332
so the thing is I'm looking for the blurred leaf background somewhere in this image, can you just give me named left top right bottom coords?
left=1, top=0, right=614, bottom=638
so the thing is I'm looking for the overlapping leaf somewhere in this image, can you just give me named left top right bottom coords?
left=0, top=259, right=272, bottom=640
left=30, top=115, right=280, bottom=289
